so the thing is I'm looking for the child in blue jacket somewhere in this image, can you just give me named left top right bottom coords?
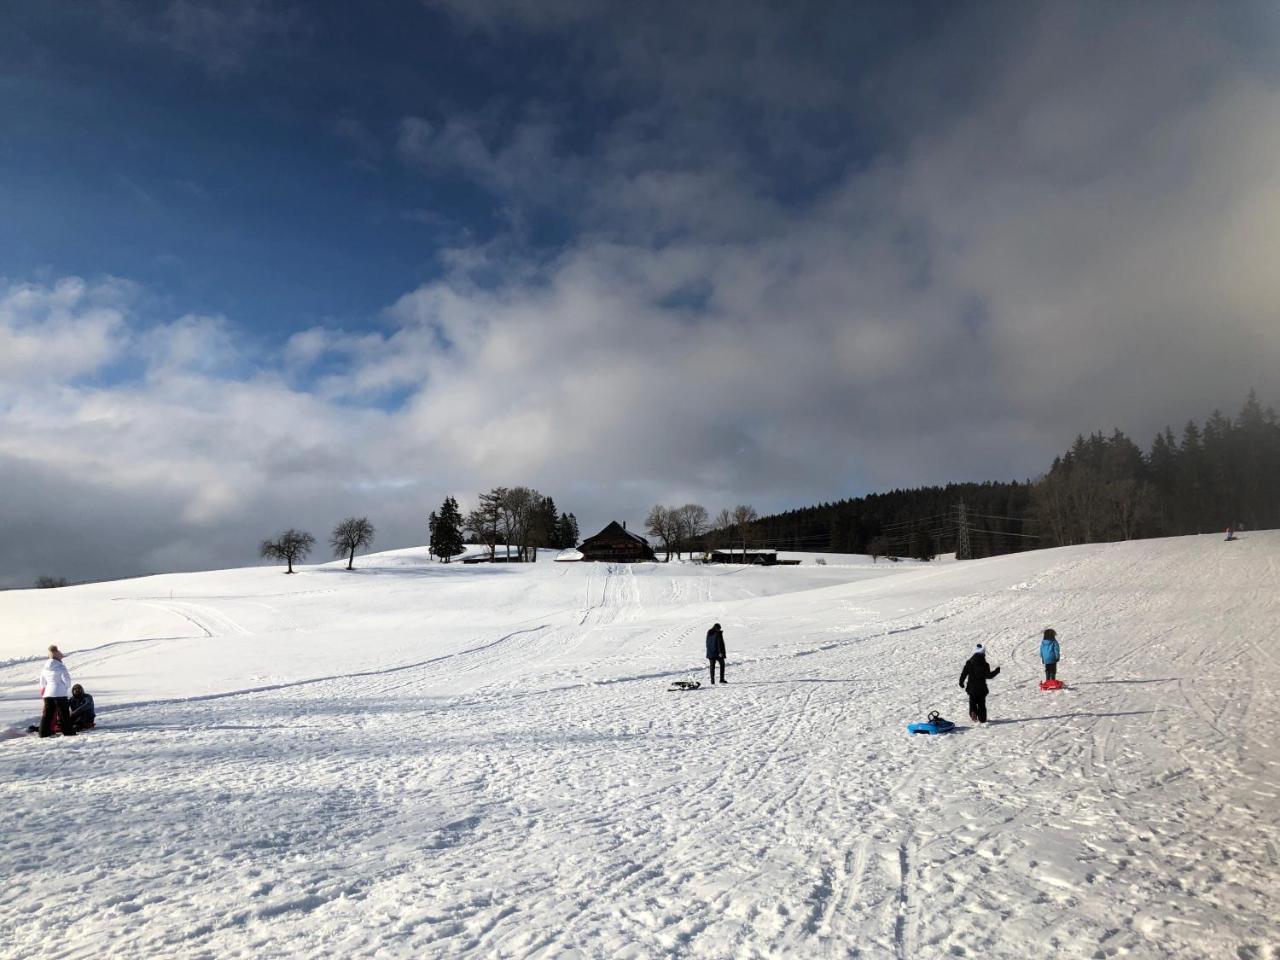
left=1040, top=628, right=1061, bottom=681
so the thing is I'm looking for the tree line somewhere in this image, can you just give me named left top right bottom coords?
left=437, top=486, right=577, bottom=563
left=1033, top=391, right=1280, bottom=546
left=718, top=391, right=1276, bottom=558
left=718, top=483, right=1035, bottom=561
left=218, top=391, right=1280, bottom=578
left=643, top=503, right=764, bottom=561
left=257, top=488, right=581, bottom=574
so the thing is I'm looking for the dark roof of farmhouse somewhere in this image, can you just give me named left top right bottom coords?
left=583, top=521, right=650, bottom=545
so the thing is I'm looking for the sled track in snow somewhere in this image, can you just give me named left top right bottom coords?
left=102, top=624, right=553, bottom=713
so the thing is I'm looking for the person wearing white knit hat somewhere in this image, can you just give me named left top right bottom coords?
left=959, top=643, right=1000, bottom=723
left=37, top=645, right=77, bottom=738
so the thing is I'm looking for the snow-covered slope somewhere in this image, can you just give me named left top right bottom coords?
left=1, top=534, right=1276, bottom=959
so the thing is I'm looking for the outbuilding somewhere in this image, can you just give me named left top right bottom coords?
left=707, top=549, right=800, bottom=566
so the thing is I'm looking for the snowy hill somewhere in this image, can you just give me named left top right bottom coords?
left=1, top=534, right=1277, bottom=958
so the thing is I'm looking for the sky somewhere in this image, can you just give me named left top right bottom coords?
left=1, top=0, right=1278, bottom=587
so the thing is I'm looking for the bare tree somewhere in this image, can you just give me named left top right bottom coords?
left=673, top=503, right=709, bottom=559
left=466, top=488, right=505, bottom=560
left=712, top=508, right=734, bottom=550
left=501, top=486, right=538, bottom=561
left=260, top=529, right=316, bottom=574
left=331, top=516, right=376, bottom=570
left=731, top=504, right=758, bottom=562
left=645, top=505, right=678, bottom=561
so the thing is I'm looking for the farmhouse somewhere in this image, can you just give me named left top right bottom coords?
left=577, top=521, right=656, bottom=562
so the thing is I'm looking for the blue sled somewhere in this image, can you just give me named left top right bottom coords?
left=908, top=719, right=956, bottom=735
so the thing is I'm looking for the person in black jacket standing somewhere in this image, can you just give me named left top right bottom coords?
left=959, top=643, right=1000, bottom=723
left=706, top=623, right=727, bottom=684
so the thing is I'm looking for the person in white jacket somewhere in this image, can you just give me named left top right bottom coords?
left=38, top=645, right=76, bottom=738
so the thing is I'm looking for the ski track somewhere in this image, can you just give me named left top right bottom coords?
left=1, top=537, right=1278, bottom=959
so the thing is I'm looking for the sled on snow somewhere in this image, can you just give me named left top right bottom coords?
left=908, top=711, right=956, bottom=735
left=668, top=680, right=702, bottom=692
left=1039, top=679, right=1065, bottom=691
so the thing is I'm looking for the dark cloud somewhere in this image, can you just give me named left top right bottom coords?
left=2, top=2, right=1278, bottom=586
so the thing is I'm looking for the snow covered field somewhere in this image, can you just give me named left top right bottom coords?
left=1, top=534, right=1277, bottom=959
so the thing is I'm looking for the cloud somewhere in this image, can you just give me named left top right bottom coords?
left=0, top=279, right=408, bottom=586
left=397, top=114, right=565, bottom=201
left=0, top=278, right=130, bottom=383
left=101, top=0, right=300, bottom=74
left=4, top=3, right=1280, bottom=587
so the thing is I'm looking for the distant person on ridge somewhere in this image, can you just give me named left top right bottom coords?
left=959, top=643, right=1000, bottom=724
left=1040, top=628, right=1061, bottom=682
left=69, top=684, right=96, bottom=730
left=706, top=623, right=727, bottom=685
left=37, top=645, right=76, bottom=738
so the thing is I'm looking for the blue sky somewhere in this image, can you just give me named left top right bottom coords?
left=1, top=1, right=1278, bottom=584
left=2, top=2, right=527, bottom=345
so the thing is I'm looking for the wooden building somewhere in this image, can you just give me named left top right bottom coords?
left=577, top=521, right=656, bottom=562
left=707, top=549, right=801, bottom=566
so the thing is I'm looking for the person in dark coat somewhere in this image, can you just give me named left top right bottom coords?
left=959, top=643, right=1000, bottom=723
left=706, top=623, right=727, bottom=684
left=69, top=684, right=96, bottom=730
left=1039, top=628, right=1061, bottom=681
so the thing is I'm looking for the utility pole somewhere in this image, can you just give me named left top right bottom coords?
left=956, top=501, right=972, bottom=561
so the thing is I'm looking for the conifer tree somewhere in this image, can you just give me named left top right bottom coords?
left=431, top=496, right=466, bottom=562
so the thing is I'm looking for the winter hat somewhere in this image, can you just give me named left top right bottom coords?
left=974, top=643, right=985, bottom=654
left=1044, top=628, right=1056, bottom=639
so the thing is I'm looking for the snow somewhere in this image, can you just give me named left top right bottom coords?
left=1, top=534, right=1277, bottom=958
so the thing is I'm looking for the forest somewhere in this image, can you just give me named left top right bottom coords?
left=744, top=392, right=1278, bottom=559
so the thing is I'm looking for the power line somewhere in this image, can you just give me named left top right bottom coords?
left=966, top=512, right=1039, bottom=524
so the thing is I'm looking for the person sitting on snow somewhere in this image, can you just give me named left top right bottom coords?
left=1040, top=628, right=1061, bottom=682
left=69, top=684, right=96, bottom=730
left=959, top=643, right=1000, bottom=724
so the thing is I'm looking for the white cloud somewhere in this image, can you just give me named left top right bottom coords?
left=397, top=114, right=565, bottom=200
left=0, top=278, right=129, bottom=383
left=5, top=3, right=1280, bottom=586
left=143, top=313, right=243, bottom=376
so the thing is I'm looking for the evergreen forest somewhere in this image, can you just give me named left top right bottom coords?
left=744, top=392, right=1279, bottom=559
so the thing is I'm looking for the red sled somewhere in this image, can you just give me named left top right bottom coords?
left=1039, top=679, right=1065, bottom=691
